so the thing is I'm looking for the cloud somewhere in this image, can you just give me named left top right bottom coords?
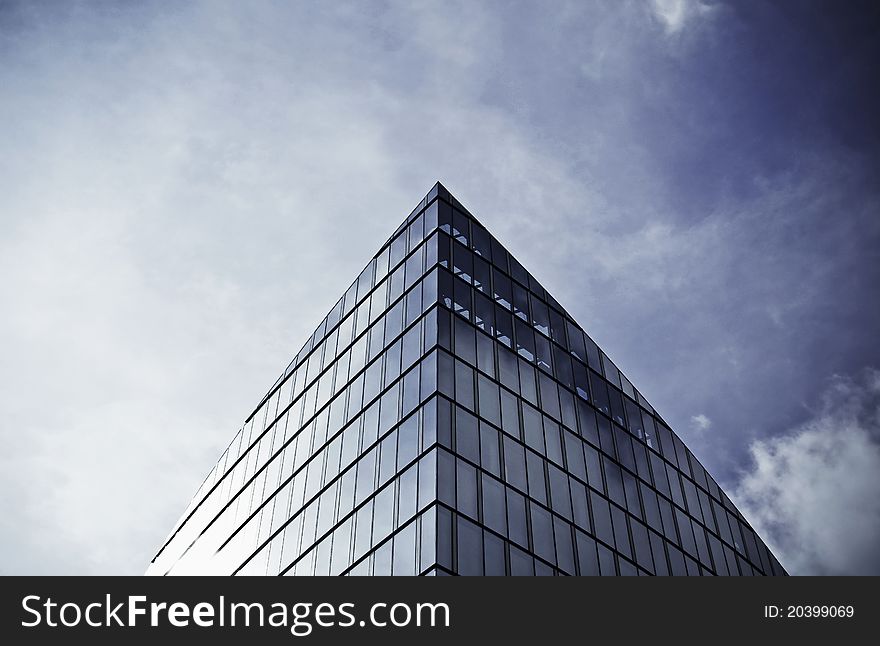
left=690, top=413, right=712, bottom=432
left=732, top=369, right=880, bottom=575
left=649, top=0, right=716, bottom=35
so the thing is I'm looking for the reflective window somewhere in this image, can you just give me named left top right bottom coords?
left=492, top=269, right=513, bottom=310
left=554, top=516, right=575, bottom=574
left=452, top=243, right=473, bottom=284
left=480, top=423, right=501, bottom=477
left=455, top=406, right=479, bottom=464
left=474, top=292, right=495, bottom=335
left=526, top=452, right=547, bottom=504
left=473, top=255, right=491, bottom=294
left=452, top=210, right=469, bottom=246
left=482, top=473, right=507, bottom=535
left=503, top=435, right=527, bottom=492
left=484, top=531, right=506, bottom=576
left=471, top=222, right=491, bottom=259
left=456, top=458, right=478, bottom=519
left=515, top=318, right=535, bottom=362
left=529, top=501, right=555, bottom=564
left=477, top=374, right=501, bottom=427
left=506, top=488, right=528, bottom=548
left=512, top=282, right=530, bottom=321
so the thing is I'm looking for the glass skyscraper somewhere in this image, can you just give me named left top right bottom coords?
left=147, top=182, right=786, bottom=576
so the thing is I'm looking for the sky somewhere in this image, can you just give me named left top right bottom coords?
left=1, top=0, right=878, bottom=576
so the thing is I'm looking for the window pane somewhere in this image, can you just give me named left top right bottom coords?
left=439, top=266, right=453, bottom=309
left=483, top=530, right=506, bottom=576
left=471, top=222, right=491, bottom=259
left=420, top=351, right=437, bottom=401
left=610, top=505, right=631, bottom=558
left=554, top=345, right=573, bottom=390
left=401, top=323, right=421, bottom=372
left=509, top=544, right=533, bottom=575
left=493, top=269, right=513, bottom=310
left=544, top=417, right=563, bottom=465
left=355, top=447, right=377, bottom=505
left=453, top=278, right=471, bottom=319
left=453, top=316, right=476, bottom=366
left=418, top=449, right=436, bottom=509
left=480, top=422, right=501, bottom=476
left=397, top=413, right=419, bottom=469
left=476, top=331, right=495, bottom=379
left=390, top=230, right=407, bottom=268
left=506, top=487, right=528, bottom=547
left=401, top=364, right=420, bottom=416
left=353, top=499, right=374, bottom=561
left=454, top=360, right=475, bottom=411
left=397, top=464, right=417, bottom=524
left=502, top=435, right=527, bottom=491
left=379, top=382, right=400, bottom=436
left=490, top=236, right=509, bottom=273
left=495, top=305, right=513, bottom=348
left=518, top=359, right=537, bottom=405
left=473, top=254, right=491, bottom=294
left=526, top=452, right=547, bottom=504
left=500, top=388, right=520, bottom=439
left=452, top=210, right=469, bottom=246
left=514, top=318, right=535, bottom=362
left=575, top=530, right=600, bottom=575
left=512, top=282, right=530, bottom=321
left=608, top=386, right=626, bottom=427
left=590, top=492, right=614, bottom=547
left=549, top=308, right=567, bottom=346
left=404, top=245, right=423, bottom=292
left=570, top=478, right=590, bottom=532
left=456, top=458, right=478, bottom=518
left=548, top=464, right=572, bottom=520
left=530, top=501, right=555, bottom=565
left=373, top=484, right=395, bottom=545
left=455, top=406, right=480, bottom=463
left=590, top=371, right=610, bottom=416
left=535, top=333, right=552, bottom=374
left=498, top=346, right=518, bottom=391
left=420, top=505, right=436, bottom=572
left=482, top=472, right=507, bottom=534
left=603, top=456, right=626, bottom=507
left=538, top=373, right=560, bottom=421
left=474, top=292, right=495, bottom=335
left=522, top=403, right=544, bottom=453
left=564, top=431, right=586, bottom=481
left=437, top=201, right=453, bottom=236
left=554, top=516, right=575, bottom=574
left=383, top=339, right=401, bottom=388
left=457, top=516, right=483, bottom=575
left=392, top=520, right=417, bottom=576
left=378, top=429, right=398, bottom=486
left=437, top=505, right=453, bottom=570
left=531, top=296, right=550, bottom=336
left=452, top=243, right=473, bottom=284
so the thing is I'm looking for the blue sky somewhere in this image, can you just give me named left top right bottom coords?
left=1, top=0, right=878, bottom=575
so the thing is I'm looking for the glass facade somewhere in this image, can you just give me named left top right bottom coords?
left=147, top=182, right=786, bottom=576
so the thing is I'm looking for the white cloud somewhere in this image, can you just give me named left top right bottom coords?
left=732, top=369, right=880, bottom=575
left=690, top=413, right=712, bottom=432
left=649, top=0, right=716, bottom=36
